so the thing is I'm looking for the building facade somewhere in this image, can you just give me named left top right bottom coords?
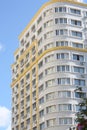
left=11, top=0, right=87, bottom=130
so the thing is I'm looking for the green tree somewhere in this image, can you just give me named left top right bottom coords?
left=75, top=91, right=87, bottom=130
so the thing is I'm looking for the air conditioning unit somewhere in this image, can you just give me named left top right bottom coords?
left=33, top=96, right=36, bottom=100
left=33, top=74, right=36, bottom=77
left=80, top=62, right=85, bottom=65
left=21, top=106, right=24, bottom=109
left=81, top=74, right=85, bottom=78
left=34, top=120, right=37, bottom=124
left=34, top=108, right=37, bottom=111
left=15, top=121, right=17, bottom=124
left=24, top=115, right=27, bottom=118
left=24, top=126, right=27, bottom=129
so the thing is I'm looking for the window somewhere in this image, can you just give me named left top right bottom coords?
left=45, top=67, right=55, bottom=75
left=39, top=97, right=44, bottom=104
left=71, top=20, right=81, bottom=26
left=33, top=103, right=36, bottom=109
left=39, top=84, right=44, bottom=94
left=45, top=54, right=54, bottom=63
left=75, top=105, right=80, bottom=111
left=75, top=92, right=86, bottom=98
left=38, top=38, right=42, bottom=47
left=47, top=119, right=56, bottom=127
left=32, top=79, right=36, bottom=87
left=33, top=114, right=36, bottom=121
left=39, top=110, right=44, bottom=118
left=46, top=79, right=55, bottom=88
left=39, top=73, right=43, bottom=80
left=70, top=8, right=81, bottom=15
left=26, top=107, right=30, bottom=114
left=32, top=35, right=35, bottom=42
left=59, top=118, right=72, bottom=124
left=31, top=25, right=36, bottom=32
left=26, top=73, right=30, bottom=80
left=74, top=79, right=85, bottom=86
left=26, top=118, right=30, bottom=125
left=26, top=42, right=30, bottom=48
left=32, top=67, right=36, bottom=75
left=55, top=7, right=66, bottom=13
left=59, top=104, right=72, bottom=111
left=55, top=18, right=67, bottom=24
left=32, top=46, right=36, bottom=55
left=38, top=49, right=43, bottom=56
left=57, top=53, right=69, bottom=59
left=32, top=91, right=36, bottom=98
left=46, top=105, right=56, bottom=113
left=72, top=42, right=83, bottom=48
left=44, top=8, right=53, bottom=17
left=26, top=32, right=29, bottom=38
left=37, top=16, right=42, bottom=24
left=21, top=122, right=24, bottom=129
left=58, top=78, right=70, bottom=85
left=46, top=92, right=55, bottom=101
left=74, top=66, right=84, bottom=73
left=73, top=54, right=84, bottom=61
left=56, top=41, right=68, bottom=47
left=20, top=59, right=24, bottom=67
left=26, top=95, right=30, bottom=102
left=44, top=42, right=54, bottom=50
left=44, top=31, right=53, bottom=39
left=44, top=20, right=53, bottom=28
left=40, top=122, right=45, bottom=130
left=38, top=60, right=43, bottom=69
left=72, top=31, right=82, bottom=38
left=37, top=27, right=42, bottom=35
left=26, top=84, right=30, bottom=91
left=20, top=79, right=24, bottom=86
left=56, top=29, right=68, bottom=36
left=57, top=65, right=70, bottom=72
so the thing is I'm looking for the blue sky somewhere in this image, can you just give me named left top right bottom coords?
left=0, top=0, right=87, bottom=130
left=0, top=0, right=47, bottom=130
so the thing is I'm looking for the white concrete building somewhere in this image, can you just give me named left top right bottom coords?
left=11, top=0, right=87, bottom=130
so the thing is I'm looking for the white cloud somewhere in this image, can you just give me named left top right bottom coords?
left=0, top=44, right=3, bottom=51
left=0, top=106, right=11, bottom=128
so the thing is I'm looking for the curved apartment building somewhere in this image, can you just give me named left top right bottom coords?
left=11, top=0, right=87, bottom=130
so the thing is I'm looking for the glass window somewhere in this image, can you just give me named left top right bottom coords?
left=59, top=104, right=72, bottom=111
left=39, top=97, right=44, bottom=104
left=40, top=122, right=45, bottom=130
left=76, top=105, right=80, bottom=111
left=74, top=79, right=85, bottom=86
left=56, top=41, right=68, bottom=47
left=57, top=53, right=69, bottom=59
left=58, top=91, right=71, bottom=98
left=57, top=65, right=70, bottom=72
left=71, top=20, right=81, bottom=26
left=39, top=110, right=44, bottom=118
left=39, top=84, right=44, bottom=94
left=75, top=92, right=86, bottom=98
left=45, top=67, right=55, bottom=75
left=46, top=79, right=55, bottom=88
left=46, top=105, right=56, bottom=113
left=46, top=92, right=55, bottom=101
left=47, top=119, right=56, bottom=127
left=70, top=8, right=81, bottom=15
left=73, top=54, right=84, bottom=61
left=59, top=118, right=72, bottom=124
left=74, top=66, right=84, bottom=73
left=72, top=42, right=83, bottom=48
left=72, top=31, right=82, bottom=38
left=58, top=78, right=70, bottom=85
